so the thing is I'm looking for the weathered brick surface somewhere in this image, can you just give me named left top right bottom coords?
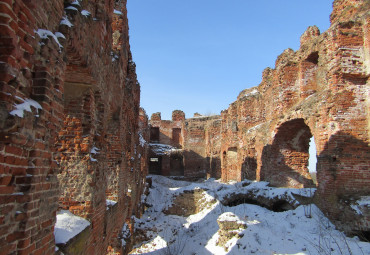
left=0, top=0, right=148, bottom=254
left=148, top=111, right=222, bottom=178
left=183, top=115, right=222, bottom=178
left=218, top=0, right=370, bottom=234
left=148, top=111, right=185, bottom=176
left=149, top=0, right=369, bottom=234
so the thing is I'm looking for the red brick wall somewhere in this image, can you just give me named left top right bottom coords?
left=149, top=0, right=370, bottom=234
left=0, top=0, right=148, bottom=254
left=218, top=0, right=369, bottom=234
left=149, top=112, right=222, bottom=178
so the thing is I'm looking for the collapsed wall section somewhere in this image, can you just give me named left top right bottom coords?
left=0, top=0, right=148, bottom=254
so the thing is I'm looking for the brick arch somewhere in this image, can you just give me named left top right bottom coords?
left=260, top=118, right=316, bottom=188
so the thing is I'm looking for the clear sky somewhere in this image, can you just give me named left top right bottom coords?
left=127, top=1, right=333, bottom=120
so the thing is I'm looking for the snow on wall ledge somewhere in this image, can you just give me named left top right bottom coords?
left=54, top=210, right=90, bottom=245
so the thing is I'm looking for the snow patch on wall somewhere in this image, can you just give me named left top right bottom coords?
left=60, top=16, right=73, bottom=27
left=114, top=9, right=123, bottom=15
left=35, top=29, right=63, bottom=48
left=9, top=97, right=42, bottom=118
left=81, top=10, right=91, bottom=16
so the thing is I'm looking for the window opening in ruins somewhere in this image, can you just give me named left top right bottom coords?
left=172, top=128, right=181, bottom=147
left=227, top=148, right=238, bottom=161
left=306, top=51, right=319, bottom=65
left=242, top=156, right=257, bottom=181
left=261, top=118, right=315, bottom=188
left=308, top=137, right=317, bottom=184
left=222, top=151, right=227, bottom=168
left=150, top=127, right=160, bottom=142
left=299, top=51, right=319, bottom=99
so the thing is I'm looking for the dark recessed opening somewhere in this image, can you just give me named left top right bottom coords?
left=306, top=52, right=319, bottom=65
left=149, top=156, right=162, bottom=175
left=150, top=127, right=159, bottom=142
left=223, top=195, right=294, bottom=212
left=271, top=200, right=294, bottom=212
left=356, top=231, right=370, bottom=242
left=225, top=197, right=260, bottom=207
left=172, top=128, right=181, bottom=145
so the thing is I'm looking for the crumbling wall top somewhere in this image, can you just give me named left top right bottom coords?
left=172, top=110, right=185, bottom=121
left=300, top=26, right=321, bottom=46
left=330, top=0, right=368, bottom=24
left=151, top=112, right=161, bottom=121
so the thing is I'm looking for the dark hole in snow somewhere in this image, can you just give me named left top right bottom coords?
left=271, top=200, right=294, bottom=212
left=223, top=196, right=294, bottom=212
left=356, top=231, right=370, bottom=242
left=225, top=197, right=261, bottom=207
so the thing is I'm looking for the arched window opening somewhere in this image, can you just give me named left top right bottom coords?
left=261, top=119, right=315, bottom=188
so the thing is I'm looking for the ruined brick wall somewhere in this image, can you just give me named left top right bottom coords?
left=205, top=118, right=222, bottom=179
left=145, top=0, right=368, bottom=234
left=148, top=111, right=185, bottom=176
left=219, top=0, right=369, bottom=234
left=183, top=115, right=222, bottom=178
left=149, top=110, right=184, bottom=147
left=0, top=0, right=147, bottom=254
left=148, top=112, right=222, bottom=178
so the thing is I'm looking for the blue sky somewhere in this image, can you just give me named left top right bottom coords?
left=127, top=1, right=333, bottom=120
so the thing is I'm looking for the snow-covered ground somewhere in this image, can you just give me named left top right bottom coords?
left=130, top=175, right=369, bottom=255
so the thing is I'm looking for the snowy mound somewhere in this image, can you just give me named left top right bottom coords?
left=130, top=175, right=370, bottom=255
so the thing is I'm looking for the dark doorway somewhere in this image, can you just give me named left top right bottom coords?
left=172, top=128, right=181, bottom=147
left=150, top=127, right=160, bottom=142
left=242, top=157, right=257, bottom=180
left=149, top=157, right=162, bottom=175
left=170, top=154, right=184, bottom=176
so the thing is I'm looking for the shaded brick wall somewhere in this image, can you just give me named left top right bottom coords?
left=183, top=115, right=222, bottom=178
left=148, top=111, right=185, bottom=176
left=0, top=0, right=148, bottom=254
